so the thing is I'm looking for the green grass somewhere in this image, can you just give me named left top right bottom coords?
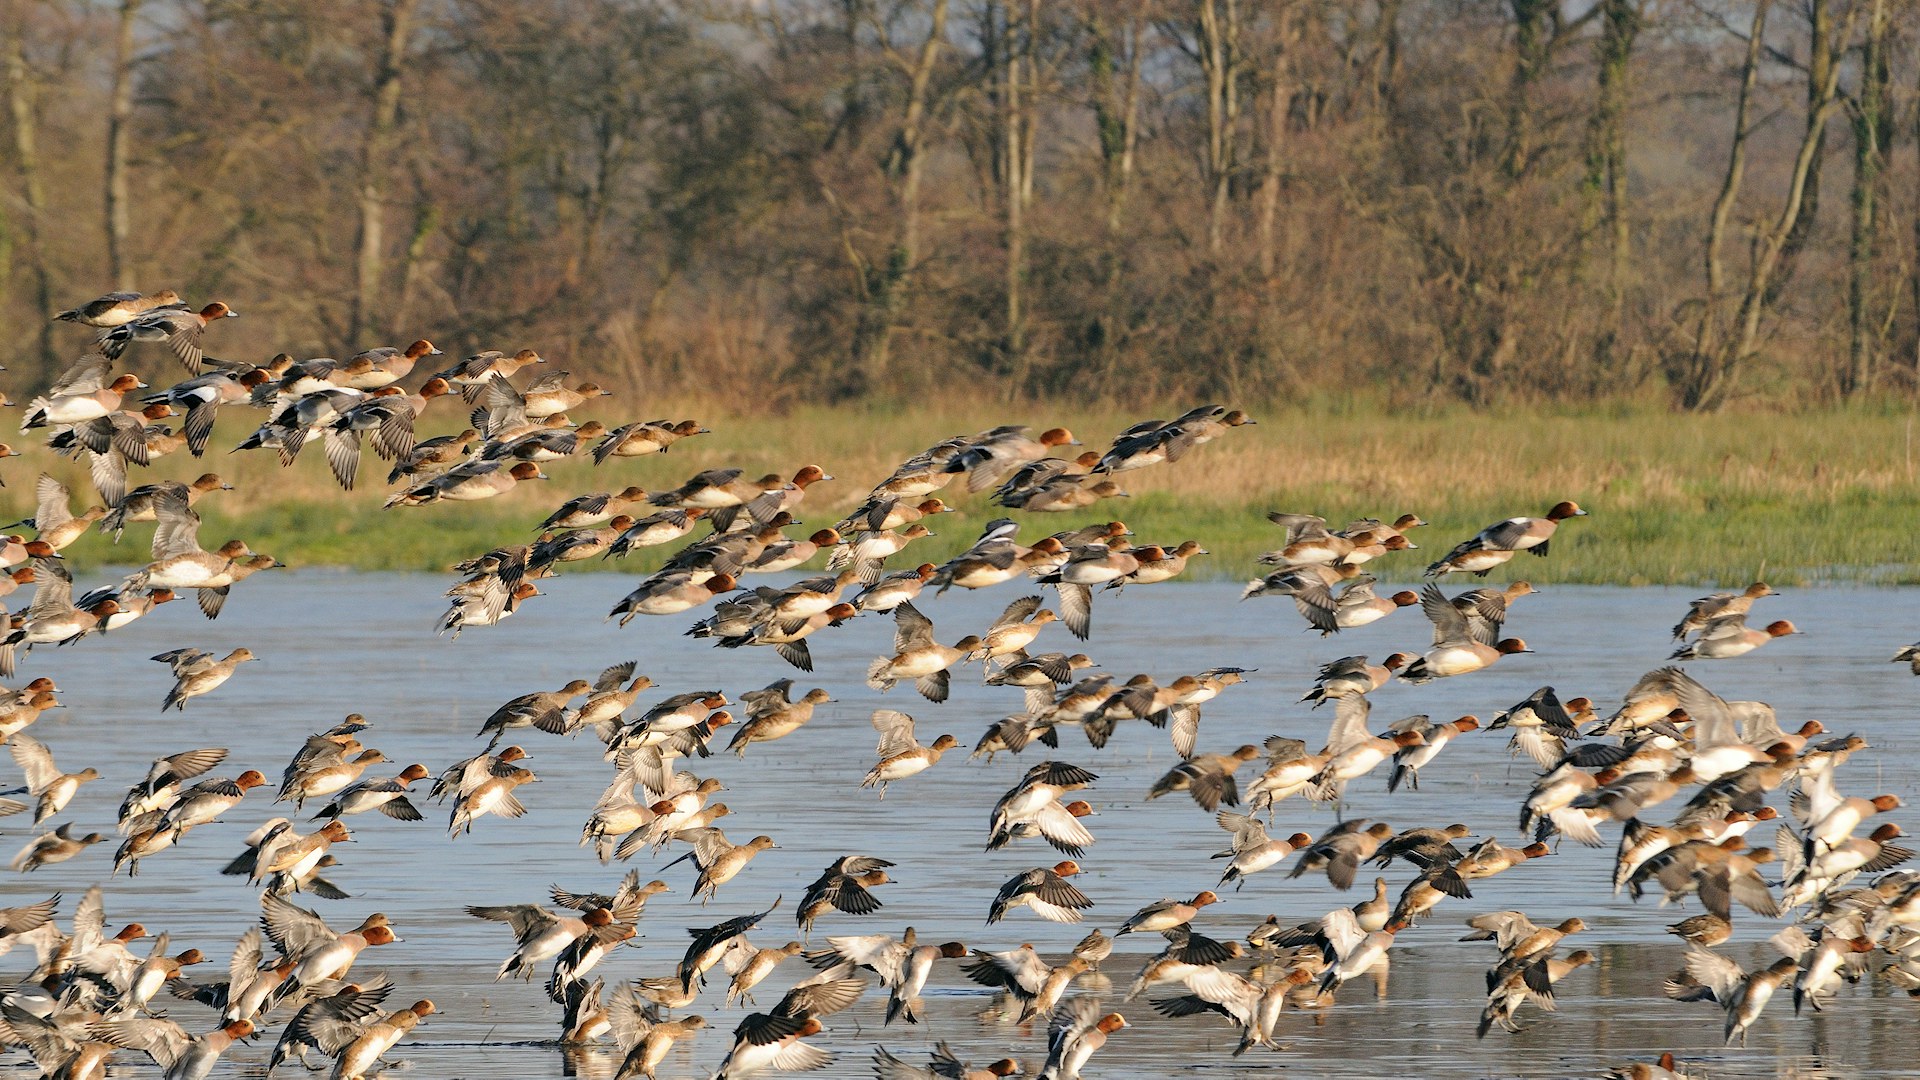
left=11, top=400, right=1920, bottom=585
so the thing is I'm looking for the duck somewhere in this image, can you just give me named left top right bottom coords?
left=1665, top=944, right=1798, bottom=1046
left=0, top=557, right=118, bottom=676
left=85, top=1017, right=253, bottom=1080
left=967, top=595, right=1059, bottom=671
left=1896, top=641, right=1920, bottom=675
left=873, top=1043, right=1020, bottom=1080
left=152, top=770, right=269, bottom=837
left=519, top=371, right=611, bottom=417
left=946, top=426, right=1080, bottom=492
left=100, top=473, right=233, bottom=540
left=1316, top=907, right=1406, bottom=994
left=591, top=418, right=708, bottom=462
left=602, top=507, right=707, bottom=559
left=475, top=677, right=596, bottom=748
left=1478, top=948, right=1596, bottom=1037
left=384, top=459, right=546, bottom=507
left=835, top=496, right=953, bottom=535
left=261, top=899, right=400, bottom=990
left=1307, top=697, right=1426, bottom=804
left=12, top=475, right=106, bottom=551
left=1147, top=746, right=1262, bottom=811
left=1673, top=582, right=1776, bottom=639
left=1108, top=540, right=1207, bottom=589
left=609, top=572, right=736, bottom=624
left=1387, top=715, right=1480, bottom=792
left=1400, top=584, right=1533, bottom=682
left=1037, top=999, right=1126, bottom=1080
left=56, top=288, right=184, bottom=326
left=660, top=828, right=778, bottom=903
left=866, top=602, right=981, bottom=702
left=744, top=528, right=841, bottom=574
left=989, top=861, right=1092, bottom=924
left=98, top=301, right=238, bottom=373
left=432, top=348, right=545, bottom=398
left=387, top=428, right=480, bottom=484
left=603, top=984, right=706, bottom=1078
left=321, top=998, right=435, bottom=1080
left=709, top=980, right=860, bottom=1078
left=1213, top=813, right=1314, bottom=889
left=23, top=361, right=146, bottom=429
left=1036, top=541, right=1140, bottom=639
left=992, top=452, right=1103, bottom=507
left=279, top=749, right=393, bottom=809
left=7, top=733, right=102, bottom=822
left=449, top=765, right=539, bottom=836
left=1020, top=477, right=1130, bottom=513
left=727, top=683, right=834, bottom=757
left=10, top=822, right=107, bottom=871
left=1124, top=926, right=1244, bottom=1001
left=467, top=902, right=620, bottom=981
left=862, top=710, right=959, bottom=797
left=1116, top=891, right=1220, bottom=936
left=1299, top=653, right=1411, bottom=705
left=125, top=488, right=258, bottom=596
left=649, top=468, right=790, bottom=511
left=797, top=855, right=896, bottom=933
left=311, top=763, right=430, bottom=821
left=1448, top=580, right=1536, bottom=643
left=831, top=522, right=939, bottom=585
left=1283, top=821, right=1393, bottom=892
left=152, top=647, right=258, bottom=711
left=1669, top=615, right=1801, bottom=660
left=1322, top=575, right=1421, bottom=632
left=1425, top=500, right=1588, bottom=577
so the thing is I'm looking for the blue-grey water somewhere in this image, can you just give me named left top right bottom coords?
left=2, top=573, right=1916, bottom=1078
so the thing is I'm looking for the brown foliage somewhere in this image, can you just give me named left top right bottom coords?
left=0, top=0, right=1913, bottom=407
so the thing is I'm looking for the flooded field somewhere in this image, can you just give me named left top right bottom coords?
left=2, top=573, right=1916, bottom=1078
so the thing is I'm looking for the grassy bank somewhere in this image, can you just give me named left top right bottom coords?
left=8, top=401, right=1918, bottom=586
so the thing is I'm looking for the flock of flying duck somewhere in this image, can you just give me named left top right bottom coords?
left=0, top=288, right=1909, bottom=1079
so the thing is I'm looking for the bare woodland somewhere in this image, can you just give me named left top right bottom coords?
left=0, top=0, right=1916, bottom=409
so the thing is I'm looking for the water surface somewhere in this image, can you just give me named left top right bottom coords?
left=3, top=574, right=1916, bottom=1077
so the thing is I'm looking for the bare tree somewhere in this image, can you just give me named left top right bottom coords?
left=3, top=7, right=55, bottom=372
left=349, top=0, right=422, bottom=344
left=1672, top=0, right=1859, bottom=410
left=1841, top=0, right=1891, bottom=397
left=1581, top=0, right=1640, bottom=318
left=105, top=0, right=141, bottom=289
left=849, top=0, right=949, bottom=390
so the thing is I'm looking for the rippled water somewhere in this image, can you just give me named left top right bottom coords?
left=2, top=573, right=1917, bottom=1078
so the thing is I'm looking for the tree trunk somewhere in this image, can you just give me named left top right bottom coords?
left=1912, top=37, right=1920, bottom=380
left=3, top=17, right=56, bottom=375
left=1581, top=0, right=1639, bottom=316
left=852, top=0, right=948, bottom=390
left=1681, top=0, right=1856, bottom=410
left=105, top=0, right=141, bottom=289
left=1086, top=4, right=1140, bottom=239
left=1196, top=0, right=1240, bottom=258
left=1370, top=0, right=1402, bottom=114
left=1003, top=0, right=1025, bottom=371
left=1841, top=0, right=1888, bottom=397
left=349, top=0, right=421, bottom=344
left=1504, top=0, right=1555, bottom=178
left=1255, top=9, right=1296, bottom=280
left=1679, top=0, right=1768, bottom=408
left=1085, top=1, right=1142, bottom=395
left=1768, top=0, right=1836, bottom=302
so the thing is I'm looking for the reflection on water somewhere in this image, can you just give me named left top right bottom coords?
left=2, top=573, right=1917, bottom=1077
